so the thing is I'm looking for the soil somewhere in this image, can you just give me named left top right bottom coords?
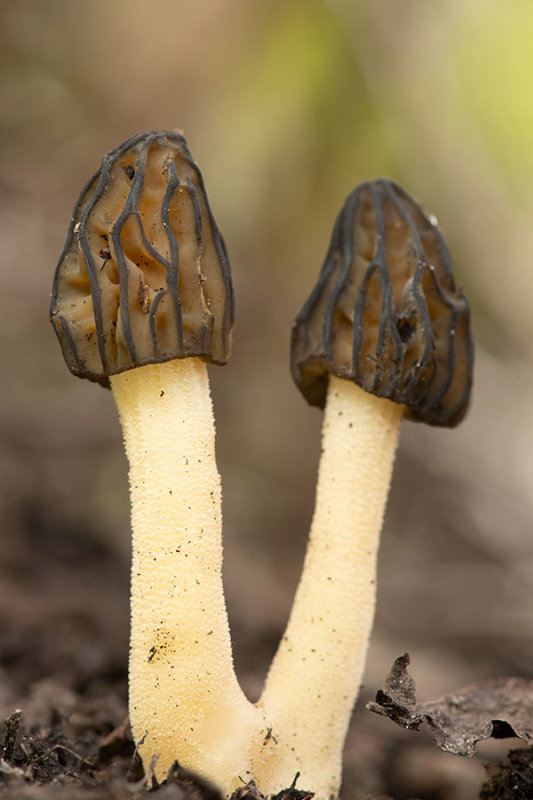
left=2, top=507, right=532, bottom=800
left=480, top=748, right=533, bottom=800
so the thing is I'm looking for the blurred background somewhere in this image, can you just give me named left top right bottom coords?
left=1, top=1, right=533, bottom=798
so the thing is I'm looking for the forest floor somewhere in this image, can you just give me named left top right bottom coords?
left=1, top=513, right=531, bottom=800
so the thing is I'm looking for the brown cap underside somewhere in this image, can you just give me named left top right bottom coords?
left=50, top=130, right=234, bottom=386
left=291, top=180, right=474, bottom=427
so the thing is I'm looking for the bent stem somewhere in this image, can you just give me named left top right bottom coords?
left=253, top=376, right=403, bottom=799
left=111, top=359, right=259, bottom=793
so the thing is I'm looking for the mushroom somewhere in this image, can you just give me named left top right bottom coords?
left=51, top=149, right=474, bottom=800
left=50, top=131, right=262, bottom=791
left=253, top=179, right=474, bottom=798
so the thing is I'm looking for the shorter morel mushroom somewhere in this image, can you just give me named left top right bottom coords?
left=254, top=179, right=474, bottom=799
left=50, top=131, right=261, bottom=791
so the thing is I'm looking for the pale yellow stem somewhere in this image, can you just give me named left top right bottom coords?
left=111, top=359, right=262, bottom=793
left=253, top=376, right=403, bottom=799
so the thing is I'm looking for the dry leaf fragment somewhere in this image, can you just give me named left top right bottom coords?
left=368, top=654, right=533, bottom=756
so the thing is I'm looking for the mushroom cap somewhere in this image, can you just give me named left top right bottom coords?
left=291, top=179, right=474, bottom=427
left=51, top=130, right=234, bottom=386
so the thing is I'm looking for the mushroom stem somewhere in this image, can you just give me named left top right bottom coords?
left=253, top=375, right=403, bottom=798
left=111, top=358, right=257, bottom=792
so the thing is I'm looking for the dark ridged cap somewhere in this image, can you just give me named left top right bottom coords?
left=291, top=179, right=473, bottom=427
left=51, top=130, right=234, bottom=386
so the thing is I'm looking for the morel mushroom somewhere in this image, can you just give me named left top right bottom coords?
left=51, top=131, right=260, bottom=790
left=51, top=152, right=474, bottom=800
left=254, top=179, right=474, bottom=798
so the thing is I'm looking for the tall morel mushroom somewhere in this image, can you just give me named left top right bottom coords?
left=50, top=131, right=262, bottom=790
left=253, top=179, right=474, bottom=798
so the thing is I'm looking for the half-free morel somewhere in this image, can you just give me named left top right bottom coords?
left=255, top=179, right=473, bottom=799
left=51, top=131, right=259, bottom=793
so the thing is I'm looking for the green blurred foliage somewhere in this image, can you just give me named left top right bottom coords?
left=219, top=0, right=395, bottom=209
left=453, top=0, right=533, bottom=192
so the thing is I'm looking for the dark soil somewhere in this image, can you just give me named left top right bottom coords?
left=480, top=748, right=533, bottom=800
left=1, top=501, right=532, bottom=800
